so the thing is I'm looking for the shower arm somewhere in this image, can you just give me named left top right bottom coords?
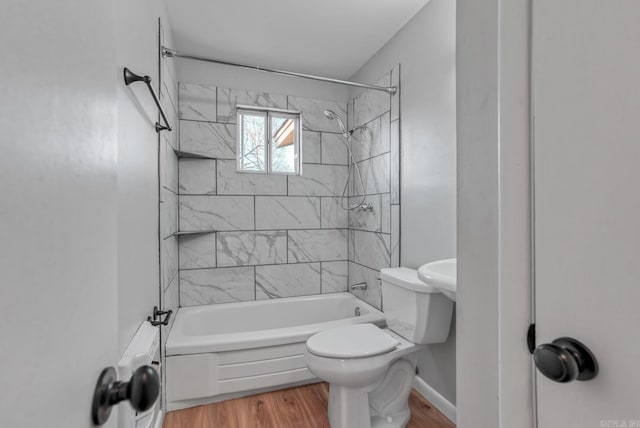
left=162, top=47, right=398, bottom=95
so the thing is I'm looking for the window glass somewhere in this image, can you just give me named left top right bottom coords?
left=270, top=114, right=298, bottom=174
left=238, top=110, right=267, bottom=172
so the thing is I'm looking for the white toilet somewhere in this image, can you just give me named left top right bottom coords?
left=304, top=267, right=454, bottom=428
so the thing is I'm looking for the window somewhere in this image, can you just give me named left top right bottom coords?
left=236, top=106, right=301, bottom=175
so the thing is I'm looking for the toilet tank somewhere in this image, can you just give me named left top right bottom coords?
left=381, top=267, right=454, bottom=344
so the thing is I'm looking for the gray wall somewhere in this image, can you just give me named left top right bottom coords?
left=116, top=0, right=172, bottom=356
left=349, top=0, right=458, bottom=405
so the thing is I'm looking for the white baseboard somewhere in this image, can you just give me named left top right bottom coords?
left=412, top=376, right=456, bottom=424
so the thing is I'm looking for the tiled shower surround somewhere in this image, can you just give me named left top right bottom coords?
left=347, top=67, right=400, bottom=309
left=161, top=67, right=399, bottom=311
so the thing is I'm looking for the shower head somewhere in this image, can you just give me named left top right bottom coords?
left=323, top=109, right=347, bottom=135
left=323, top=110, right=337, bottom=120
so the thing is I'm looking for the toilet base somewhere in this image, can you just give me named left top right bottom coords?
left=326, top=387, right=412, bottom=428
left=371, top=410, right=411, bottom=428
left=326, top=355, right=417, bottom=428
left=328, top=385, right=373, bottom=428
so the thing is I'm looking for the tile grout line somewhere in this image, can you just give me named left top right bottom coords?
left=214, top=231, right=218, bottom=269
left=215, top=86, right=218, bottom=123
left=176, top=82, right=182, bottom=310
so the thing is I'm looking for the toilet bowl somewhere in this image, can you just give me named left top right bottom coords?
left=305, top=324, right=422, bottom=428
left=304, top=267, right=454, bottom=428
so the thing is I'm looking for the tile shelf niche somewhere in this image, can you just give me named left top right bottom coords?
left=173, top=149, right=215, bottom=160
left=174, top=230, right=216, bottom=236
left=173, top=147, right=216, bottom=236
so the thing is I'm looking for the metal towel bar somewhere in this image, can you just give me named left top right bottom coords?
left=123, top=67, right=172, bottom=132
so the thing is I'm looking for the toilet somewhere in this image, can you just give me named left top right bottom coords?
left=304, top=267, right=454, bottom=428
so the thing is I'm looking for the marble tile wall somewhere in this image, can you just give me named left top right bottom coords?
left=180, top=266, right=255, bottom=305
left=256, top=263, right=321, bottom=300
left=176, top=83, right=351, bottom=306
left=288, top=229, right=349, bottom=263
left=172, top=66, right=400, bottom=309
left=347, top=67, right=401, bottom=310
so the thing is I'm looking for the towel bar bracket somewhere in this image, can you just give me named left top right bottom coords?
left=147, top=306, right=172, bottom=327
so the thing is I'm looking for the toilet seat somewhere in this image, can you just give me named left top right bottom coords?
left=306, top=323, right=399, bottom=359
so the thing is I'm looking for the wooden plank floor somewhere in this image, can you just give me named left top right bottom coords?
left=163, top=383, right=455, bottom=428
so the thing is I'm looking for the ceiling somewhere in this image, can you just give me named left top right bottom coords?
left=165, top=0, right=429, bottom=79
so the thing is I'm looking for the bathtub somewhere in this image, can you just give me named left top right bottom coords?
left=165, top=292, right=385, bottom=411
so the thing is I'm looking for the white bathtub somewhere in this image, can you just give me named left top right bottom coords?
left=165, top=293, right=385, bottom=410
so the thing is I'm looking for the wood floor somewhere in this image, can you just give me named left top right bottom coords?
left=163, top=383, right=455, bottom=428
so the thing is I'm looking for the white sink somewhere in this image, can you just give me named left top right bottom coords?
left=417, top=258, right=457, bottom=302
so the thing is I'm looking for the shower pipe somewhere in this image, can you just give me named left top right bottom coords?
left=161, top=47, right=398, bottom=95
left=123, top=67, right=172, bottom=132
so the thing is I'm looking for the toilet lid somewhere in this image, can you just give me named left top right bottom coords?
left=306, top=323, right=399, bottom=359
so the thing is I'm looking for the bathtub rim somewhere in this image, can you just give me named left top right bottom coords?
left=166, top=293, right=385, bottom=356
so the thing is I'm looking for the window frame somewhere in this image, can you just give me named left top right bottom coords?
left=236, top=105, right=303, bottom=176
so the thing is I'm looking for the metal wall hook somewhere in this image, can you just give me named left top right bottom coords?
left=123, top=67, right=172, bottom=132
left=91, top=365, right=160, bottom=425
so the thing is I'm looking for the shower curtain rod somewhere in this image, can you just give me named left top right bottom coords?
left=161, top=47, right=397, bottom=95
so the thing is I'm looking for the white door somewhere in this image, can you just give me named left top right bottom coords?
left=0, top=2, right=120, bottom=427
left=532, top=1, right=640, bottom=426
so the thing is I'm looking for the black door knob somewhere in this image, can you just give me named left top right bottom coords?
left=533, top=337, right=598, bottom=383
left=92, top=365, right=160, bottom=425
left=127, top=365, right=160, bottom=412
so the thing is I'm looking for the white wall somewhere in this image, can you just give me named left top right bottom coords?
left=116, top=0, right=175, bottom=354
left=349, top=0, right=458, bottom=406
left=457, top=0, right=533, bottom=426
